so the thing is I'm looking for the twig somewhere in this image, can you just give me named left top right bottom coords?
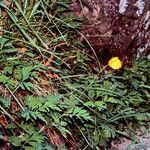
left=5, top=84, right=25, bottom=111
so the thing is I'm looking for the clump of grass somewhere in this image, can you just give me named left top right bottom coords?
left=0, top=1, right=149, bottom=149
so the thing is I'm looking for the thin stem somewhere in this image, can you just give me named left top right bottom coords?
left=5, top=84, right=25, bottom=111
left=0, top=105, right=14, bottom=121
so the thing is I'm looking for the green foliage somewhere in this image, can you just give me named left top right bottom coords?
left=0, top=38, right=17, bottom=55
left=51, top=113, right=71, bottom=138
left=0, top=96, right=11, bottom=108
left=59, top=56, right=149, bottom=148
left=0, top=0, right=149, bottom=149
left=9, top=124, right=45, bottom=150
left=13, top=56, right=149, bottom=148
left=21, top=95, right=62, bottom=122
left=65, top=106, right=93, bottom=121
left=21, top=66, right=33, bottom=81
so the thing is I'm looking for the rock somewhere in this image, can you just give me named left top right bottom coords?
left=111, top=131, right=150, bottom=150
left=70, top=0, right=150, bottom=66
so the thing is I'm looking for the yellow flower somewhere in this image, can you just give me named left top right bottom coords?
left=108, top=57, right=122, bottom=70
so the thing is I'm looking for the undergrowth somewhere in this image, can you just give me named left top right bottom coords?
left=0, top=0, right=149, bottom=149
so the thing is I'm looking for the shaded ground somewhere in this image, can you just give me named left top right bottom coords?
left=111, top=131, right=150, bottom=150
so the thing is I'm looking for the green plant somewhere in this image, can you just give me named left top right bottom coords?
left=0, top=0, right=149, bottom=149
left=8, top=124, right=45, bottom=150
left=21, top=95, right=62, bottom=122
